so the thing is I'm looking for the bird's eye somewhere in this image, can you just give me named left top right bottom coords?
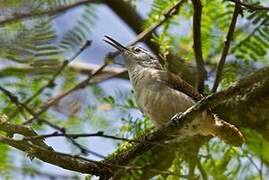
left=134, top=48, right=142, bottom=53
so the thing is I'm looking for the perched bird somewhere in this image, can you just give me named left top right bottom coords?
left=104, top=36, right=244, bottom=146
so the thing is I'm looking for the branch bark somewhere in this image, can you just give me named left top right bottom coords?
left=211, top=2, right=241, bottom=92
left=191, top=0, right=207, bottom=93
left=0, top=116, right=112, bottom=177
left=0, top=136, right=110, bottom=176
left=104, top=65, right=269, bottom=177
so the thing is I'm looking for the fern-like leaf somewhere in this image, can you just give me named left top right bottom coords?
left=59, top=4, right=95, bottom=53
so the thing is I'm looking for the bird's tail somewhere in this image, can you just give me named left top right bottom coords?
left=208, top=115, right=244, bottom=146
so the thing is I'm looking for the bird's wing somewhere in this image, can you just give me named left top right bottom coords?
left=160, top=71, right=203, bottom=101
left=157, top=71, right=244, bottom=146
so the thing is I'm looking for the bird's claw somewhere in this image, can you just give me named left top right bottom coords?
left=171, top=112, right=183, bottom=125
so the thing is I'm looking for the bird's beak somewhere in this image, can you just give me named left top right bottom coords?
left=103, top=35, right=129, bottom=52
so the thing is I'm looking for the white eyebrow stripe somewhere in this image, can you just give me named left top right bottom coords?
left=132, top=46, right=149, bottom=52
left=140, top=47, right=149, bottom=52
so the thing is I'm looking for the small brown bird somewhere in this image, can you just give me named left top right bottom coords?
left=104, top=36, right=244, bottom=146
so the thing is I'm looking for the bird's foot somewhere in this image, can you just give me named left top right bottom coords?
left=171, top=112, right=183, bottom=126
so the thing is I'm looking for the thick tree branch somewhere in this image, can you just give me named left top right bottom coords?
left=0, top=116, right=188, bottom=178
left=0, top=85, right=105, bottom=158
left=0, top=116, right=111, bottom=176
left=104, top=65, right=269, bottom=171
left=211, top=2, right=241, bottom=92
left=126, top=65, right=269, bottom=178
left=0, top=135, right=110, bottom=176
left=0, top=115, right=49, bottom=149
left=214, top=71, right=269, bottom=139
left=191, top=0, right=207, bottom=93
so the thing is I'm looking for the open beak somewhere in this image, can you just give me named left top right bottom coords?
left=103, top=35, right=129, bottom=52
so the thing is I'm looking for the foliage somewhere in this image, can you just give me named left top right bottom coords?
left=59, top=4, right=96, bottom=53
left=0, top=0, right=268, bottom=179
left=231, top=9, right=269, bottom=64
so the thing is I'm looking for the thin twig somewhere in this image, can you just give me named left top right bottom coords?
left=0, top=86, right=105, bottom=158
left=69, top=138, right=105, bottom=158
left=24, top=40, right=92, bottom=105
left=0, top=0, right=99, bottom=26
left=128, top=0, right=186, bottom=46
left=246, top=154, right=262, bottom=178
left=36, top=119, right=105, bottom=158
left=0, top=62, right=129, bottom=80
left=231, top=18, right=269, bottom=52
left=105, top=0, right=159, bottom=55
left=259, top=141, right=264, bottom=180
left=23, top=63, right=108, bottom=125
left=18, top=62, right=109, bottom=158
left=197, top=156, right=208, bottom=180
left=0, top=86, right=67, bottom=139
left=187, top=160, right=196, bottom=180
left=227, top=0, right=269, bottom=11
left=211, top=1, right=241, bottom=92
left=107, top=0, right=187, bottom=58
left=9, top=41, right=91, bottom=119
left=24, top=131, right=140, bottom=143
left=0, top=86, right=42, bottom=121
left=191, top=0, right=207, bottom=93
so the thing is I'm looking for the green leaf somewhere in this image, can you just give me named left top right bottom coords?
left=244, top=129, right=269, bottom=163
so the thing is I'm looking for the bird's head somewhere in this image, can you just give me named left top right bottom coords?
left=104, top=36, right=162, bottom=70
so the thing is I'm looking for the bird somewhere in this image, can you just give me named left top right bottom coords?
left=104, top=35, right=244, bottom=146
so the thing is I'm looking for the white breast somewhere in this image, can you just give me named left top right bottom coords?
left=129, top=68, right=195, bottom=127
